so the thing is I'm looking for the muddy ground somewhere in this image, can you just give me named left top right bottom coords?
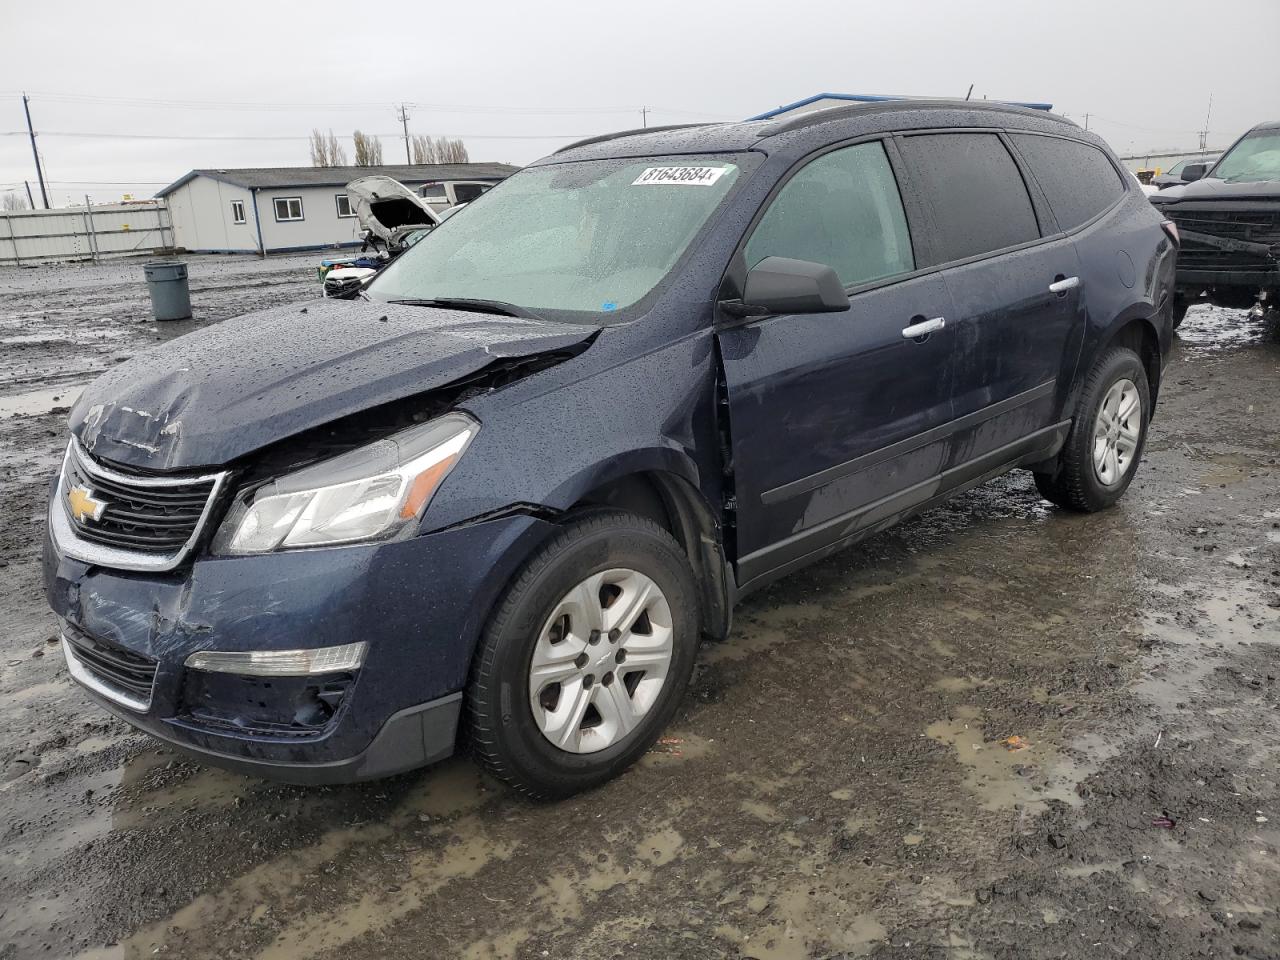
left=0, top=256, right=1277, bottom=960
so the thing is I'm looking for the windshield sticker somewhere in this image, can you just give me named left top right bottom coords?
left=632, top=166, right=729, bottom=187
left=601, top=301, right=618, bottom=311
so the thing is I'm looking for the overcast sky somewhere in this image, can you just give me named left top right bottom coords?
left=2, top=0, right=1277, bottom=206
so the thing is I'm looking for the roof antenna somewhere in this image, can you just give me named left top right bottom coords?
left=964, top=84, right=974, bottom=101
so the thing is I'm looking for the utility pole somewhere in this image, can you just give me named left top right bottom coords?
left=640, top=106, right=649, bottom=129
left=24, top=181, right=35, bottom=208
left=396, top=103, right=412, bottom=164
left=1198, top=93, right=1213, bottom=151
left=21, top=93, right=49, bottom=209
left=1084, top=113, right=1090, bottom=132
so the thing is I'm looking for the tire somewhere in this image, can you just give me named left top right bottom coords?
left=1034, top=346, right=1151, bottom=513
left=467, top=510, right=700, bottom=800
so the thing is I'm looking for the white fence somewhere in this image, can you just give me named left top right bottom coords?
left=0, top=202, right=175, bottom=265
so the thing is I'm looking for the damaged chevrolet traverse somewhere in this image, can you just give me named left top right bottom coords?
left=46, top=101, right=1177, bottom=799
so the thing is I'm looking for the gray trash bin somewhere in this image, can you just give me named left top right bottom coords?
left=143, top=260, right=192, bottom=321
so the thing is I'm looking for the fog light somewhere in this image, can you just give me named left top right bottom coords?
left=184, top=642, right=367, bottom=676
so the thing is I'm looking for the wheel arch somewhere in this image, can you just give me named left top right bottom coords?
left=565, top=465, right=733, bottom=642
left=1082, top=310, right=1163, bottom=409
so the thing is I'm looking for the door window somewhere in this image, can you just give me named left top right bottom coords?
left=451, top=183, right=491, bottom=203
left=744, top=141, right=914, bottom=287
left=898, top=133, right=1039, bottom=263
left=1011, top=134, right=1125, bottom=231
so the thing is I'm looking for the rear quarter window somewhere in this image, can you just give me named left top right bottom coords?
left=1011, top=134, right=1125, bottom=232
left=898, top=133, right=1040, bottom=264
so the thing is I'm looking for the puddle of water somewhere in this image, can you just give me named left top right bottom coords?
left=0, top=384, right=83, bottom=418
left=926, top=705, right=1100, bottom=811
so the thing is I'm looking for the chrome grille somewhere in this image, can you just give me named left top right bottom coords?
left=52, top=438, right=229, bottom=572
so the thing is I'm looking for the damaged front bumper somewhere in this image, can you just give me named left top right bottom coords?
left=43, top=511, right=554, bottom=784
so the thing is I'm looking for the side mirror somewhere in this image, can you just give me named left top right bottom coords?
left=727, top=256, right=850, bottom=317
left=1181, top=163, right=1208, bottom=183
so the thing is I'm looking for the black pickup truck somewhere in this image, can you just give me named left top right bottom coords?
left=1148, top=121, right=1280, bottom=326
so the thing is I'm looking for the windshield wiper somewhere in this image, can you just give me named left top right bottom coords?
left=385, top=297, right=541, bottom=320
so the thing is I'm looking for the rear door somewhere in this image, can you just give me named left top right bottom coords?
left=896, top=132, right=1084, bottom=468
left=716, top=140, right=957, bottom=586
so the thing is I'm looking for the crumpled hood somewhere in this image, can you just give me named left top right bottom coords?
left=71, top=298, right=598, bottom=471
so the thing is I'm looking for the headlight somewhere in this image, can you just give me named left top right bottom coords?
left=212, top=413, right=476, bottom=555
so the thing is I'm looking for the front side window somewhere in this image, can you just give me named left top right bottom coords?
left=335, top=194, right=355, bottom=218
left=451, top=183, right=491, bottom=204
left=1211, top=129, right=1280, bottom=183
left=273, top=197, right=304, bottom=222
left=230, top=199, right=246, bottom=224
left=420, top=182, right=448, bottom=203
left=369, top=155, right=754, bottom=318
left=1011, top=134, right=1124, bottom=232
left=744, top=141, right=914, bottom=287
left=898, top=133, right=1040, bottom=264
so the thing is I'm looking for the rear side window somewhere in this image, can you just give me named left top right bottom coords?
left=1011, top=134, right=1125, bottom=231
left=744, top=141, right=914, bottom=287
left=898, top=133, right=1039, bottom=263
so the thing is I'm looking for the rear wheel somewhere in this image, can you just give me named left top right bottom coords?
left=1171, top=299, right=1190, bottom=329
left=1034, top=347, right=1151, bottom=512
left=467, top=511, right=699, bottom=800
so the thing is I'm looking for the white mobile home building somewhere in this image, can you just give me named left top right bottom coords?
left=156, top=163, right=519, bottom=255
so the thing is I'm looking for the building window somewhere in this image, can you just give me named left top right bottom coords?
left=230, top=199, right=246, bottom=224
left=273, top=197, right=304, bottom=222
left=335, top=194, right=356, bottom=218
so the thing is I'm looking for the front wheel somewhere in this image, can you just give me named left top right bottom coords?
left=1034, top=347, right=1151, bottom=513
left=467, top=511, right=700, bottom=800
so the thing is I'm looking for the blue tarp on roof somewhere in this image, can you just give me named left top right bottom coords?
left=747, top=92, right=1054, bottom=122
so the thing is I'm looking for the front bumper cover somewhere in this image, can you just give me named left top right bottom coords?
left=44, top=511, right=555, bottom=781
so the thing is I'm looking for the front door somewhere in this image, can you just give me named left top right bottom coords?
left=715, top=140, right=958, bottom=587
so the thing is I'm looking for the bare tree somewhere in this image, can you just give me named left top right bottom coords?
left=309, top=128, right=328, bottom=166
left=410, top=135, right=469, bottom=164
left=437, top=137, right=469, bottom=163
left=2, top=191, right=29, bottom=211
left=325, top=130, right=347, bottom=166
left=353, top=130, right=383, bottom=166
left=410, top=134, right=433, bottom=164
left=309, top=129, right=348, bottom=167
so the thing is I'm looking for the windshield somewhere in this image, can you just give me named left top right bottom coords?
left=367, top=154, right=752, bottom=318
left=1166, top=160, right=1187, bottom=176
left=1212, top=130, right=1280, bottom=183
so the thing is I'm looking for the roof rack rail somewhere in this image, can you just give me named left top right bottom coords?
left=746, top=92, right=1054, bottom=121
left=554, top=123, right=710, bottom=155
left=759, top=98, right=1074, bottom=136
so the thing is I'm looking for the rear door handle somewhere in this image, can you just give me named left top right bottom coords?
left=901, top=317, right=946, bottom=340
left=1049, top=276, right=1080, bottom=294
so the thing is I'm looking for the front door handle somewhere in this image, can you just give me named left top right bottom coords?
left=901, top=316, right=946, bottom=340
left=1049, top=276, right=1080, bottom=294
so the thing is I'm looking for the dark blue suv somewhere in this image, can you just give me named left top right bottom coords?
left=44, top=100, right=1178, bottom=799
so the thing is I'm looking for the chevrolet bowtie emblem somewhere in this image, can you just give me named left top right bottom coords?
left=67, top=485, right=108, bottom=524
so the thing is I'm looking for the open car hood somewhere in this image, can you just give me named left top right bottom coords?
left=70, top=299, right=598, bottom=471
left=346, top=175, right=442, bottom=247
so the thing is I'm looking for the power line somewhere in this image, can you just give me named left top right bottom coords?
left=0, top=130, right=592, bottom=141
left=2, top=90, right=731, bottom=118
